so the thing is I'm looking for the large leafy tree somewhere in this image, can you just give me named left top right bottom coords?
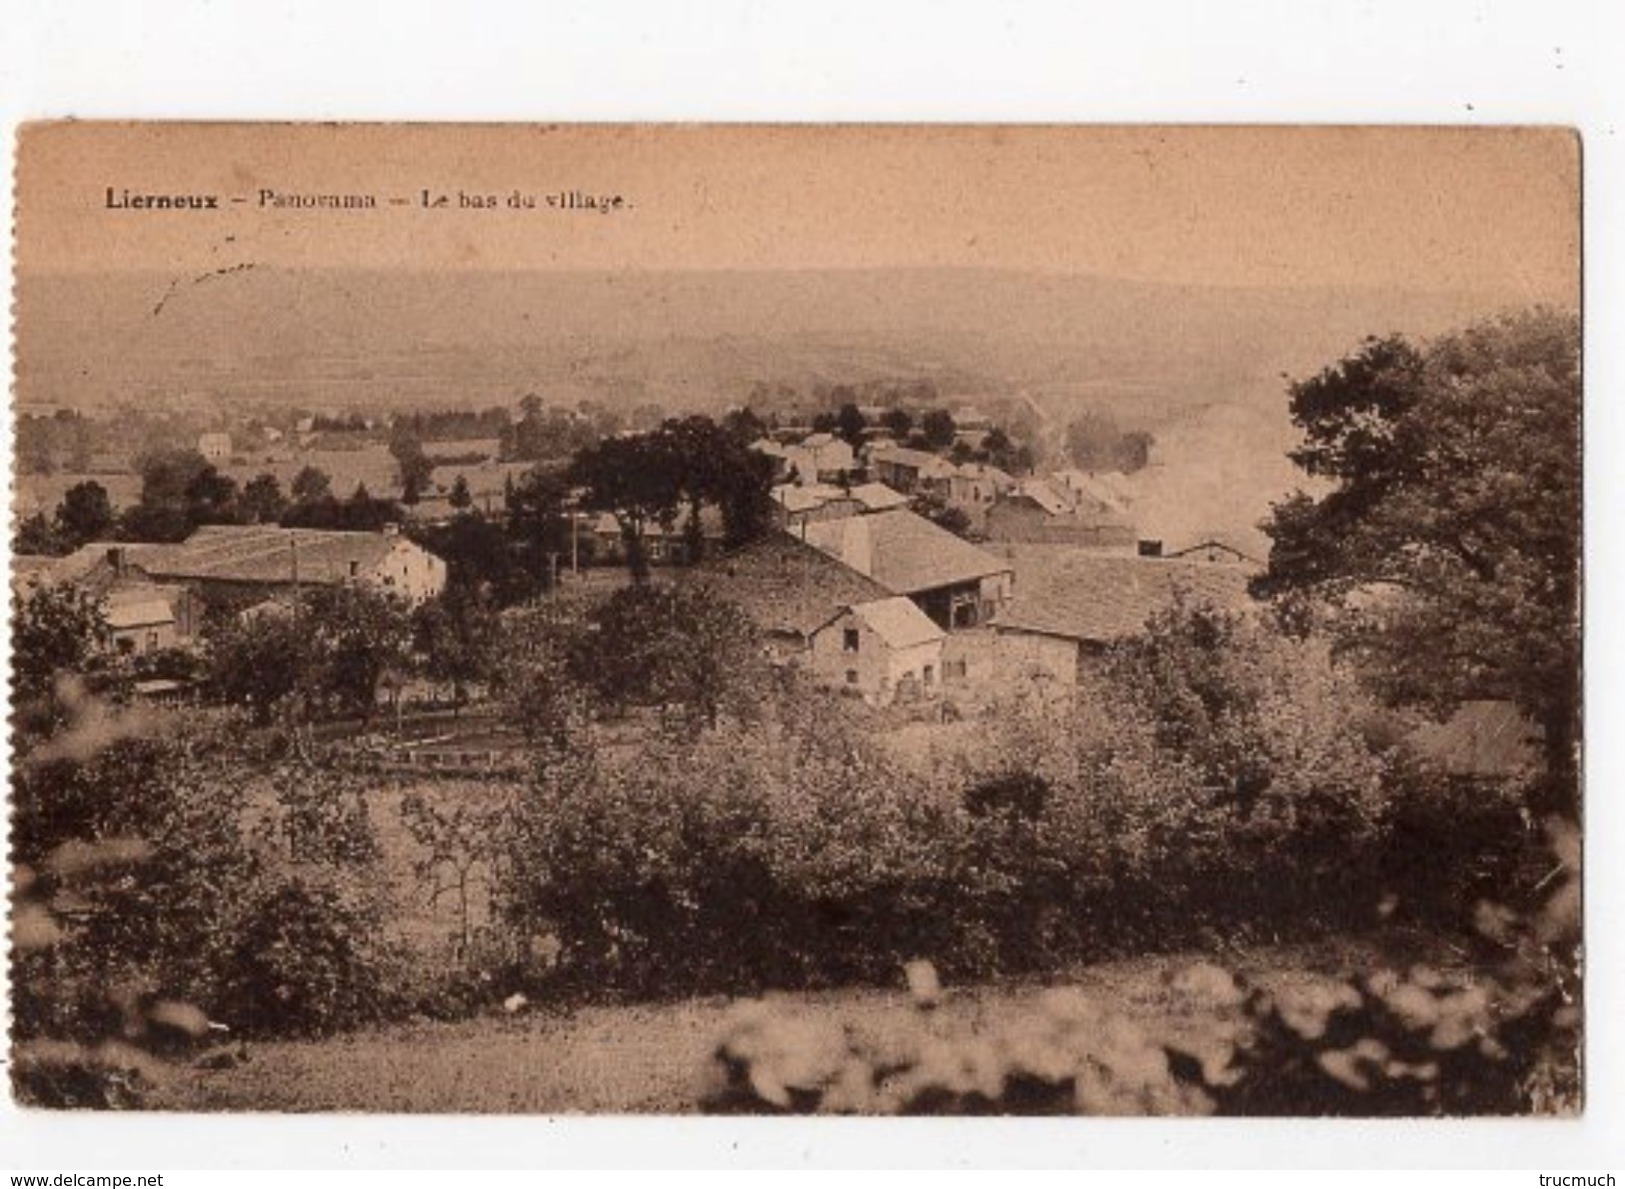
left=240, top=472, right=288, bottom=524
left=203, top=608, right=315, bottom=723
left=120, top=448, right=236, bottom=542
left=1252, top=308, right=1580, bottom=813
left=568, top=432, right=682, bottom=581
left=571, top=583, right=765, bottom=731
left=55, top=480, right=116, bottom=547
left=302, top=585, right=415, bottom=727
left=504, top=465, right=576, bottom=595
left=412, top=588, right=501, bottom=705
left=920, top=409, right=957, bottom=451
left=12, top=585, right=110, bottom=707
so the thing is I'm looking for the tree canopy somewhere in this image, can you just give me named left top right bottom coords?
left=1252, top=308, right=1580, bottom=812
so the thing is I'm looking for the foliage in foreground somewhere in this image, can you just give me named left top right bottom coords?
left=704, top=822, right=1579, bottom=1116
left=508, top=602, right=1531, bottom=998
left=11, top=693, right=403, bottom=1107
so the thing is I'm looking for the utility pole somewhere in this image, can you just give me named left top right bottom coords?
left=547, top=551, right=560, bottom=597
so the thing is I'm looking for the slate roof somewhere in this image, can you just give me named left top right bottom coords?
left=870, top=445, right=942, bottom=471
left=132, top=525, right=399, bottom=587
left=685, top=531, right=891, bottom=640
left=991, top=545, right=1254, bottom=643
left=848, top=482, right=910, bottom=512
left=803, top=510, right=1013, bottom=594
left=1012, top=480, right=1071, bottom=516
left=846, top=597, right=945, bottom=650
left=105, top=591, right=178, bottom=630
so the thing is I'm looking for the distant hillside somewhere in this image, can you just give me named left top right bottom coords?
left=14, top=266, right=1536, bottom=559
left=15, top=267, right=1516, bottom=423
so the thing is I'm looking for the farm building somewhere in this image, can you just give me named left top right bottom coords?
left=590, top=505, right=727, bottom=567
left=984, top=479, right=1138, bottom=548
left=868, top=445, right=956, bottom=496
left=988, top=545, right=1254, bottom=690
left=771, top=480, right=909, bottom=530
left=801, top=509, right=1014, bottom=630
left=771, top=483, right=864, bottom=530
left=15, top=550, right=204, bottom=651
left=105, top=586, right=190, bottom=655
left=754, top=433, right=856, bottom=485
left=683, top=531, right=892, bottom=662
left=197, top=432, right=234, bottom=463
left=46, top=524, right=448, bottom=610
left=808, top=596, right=947, bottom=705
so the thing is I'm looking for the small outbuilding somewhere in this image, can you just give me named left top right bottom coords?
left=809, top=596, right=946, bottom=705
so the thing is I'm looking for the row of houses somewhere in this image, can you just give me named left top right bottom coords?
left=15, top=524, right=448, bottom=658
left=690, top=502, right=1256, bottom=707
left=752, top=431, right=1173, bottom=553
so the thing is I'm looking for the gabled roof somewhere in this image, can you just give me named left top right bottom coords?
left=105, top=596, right=177, bottom=630
left=844, top=596, right=946, bottom=650
left=29, top=541, right=176, bottom=593
left=1052, top=469, right=1131, bottom=514
left=991, top=545, right=1254, bottom=643
left=1011, top=480, right=1071, bottom=516
left=771, top=483, right=856, bottom=514
left=1157, top=531, right=1266, bottom=568
left=870, top=445, right=941, bottom=470
left=685, top=531, right=891, bottom=640
left=803, top=510, right=1012, bottom=595
left=133, top=525, right=403, bottom=587
left=848, top=482, right=910, bottom=512
left=772, top=485, right=828, bottom=514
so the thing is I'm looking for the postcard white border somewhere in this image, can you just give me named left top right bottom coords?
left=2, top=0, right=1622, bottom=1171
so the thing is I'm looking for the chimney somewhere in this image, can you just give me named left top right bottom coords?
left=105, top=546, right=126, bottom=577
left=842, top=515, right=874, bottom=578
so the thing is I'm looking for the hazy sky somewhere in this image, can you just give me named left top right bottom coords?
left=17, top=123, right=1578, bottom=300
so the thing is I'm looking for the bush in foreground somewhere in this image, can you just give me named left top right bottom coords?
left=703, top=822, right=1579, bottom=1116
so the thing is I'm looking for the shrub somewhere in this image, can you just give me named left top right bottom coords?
left=216, top=875, right=397, bottom=1038
left=703, top=822, right=1579, bottom=1117
left=507, top=599, right=1555, bottom=997
left=507, top=707, right=978, bottom=996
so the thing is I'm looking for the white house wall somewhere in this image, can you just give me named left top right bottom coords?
left=809, top=610, right=944, bottom=705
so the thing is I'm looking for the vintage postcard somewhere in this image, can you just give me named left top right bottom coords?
left=8, top=123, right=1581, bottom=1115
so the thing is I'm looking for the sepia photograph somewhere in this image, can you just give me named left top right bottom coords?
left=8, top=122, right=1581, bottom=1119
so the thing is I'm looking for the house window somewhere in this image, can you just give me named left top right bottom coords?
left=945, top=658, right=967, bottom=680
left=844, top=628, right=860, bottom=652
left=923, top=664, right=935, bottom=685
left=146, top=629, right=161, bottom=651
left=845, top=669, right=859, bottom=685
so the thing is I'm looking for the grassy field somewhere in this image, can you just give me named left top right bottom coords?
left=147, top=933, right=1466, bottom=1114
